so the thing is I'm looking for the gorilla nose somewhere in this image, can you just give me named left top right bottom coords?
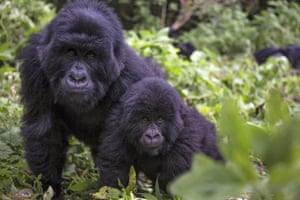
left=67, top=72, right=88, bottom=88
left=144, top=132, right=163, bottom=145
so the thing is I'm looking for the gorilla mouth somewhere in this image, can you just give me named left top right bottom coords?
left=66, top=76, right=93, bottom=93
left=53, top=78, right=102, bottom=111
left=68, top=84, right=92, bottom=93
left=142, top=144, right=163, bottom=156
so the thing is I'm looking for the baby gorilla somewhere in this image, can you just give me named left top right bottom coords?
left=96, top=77, right=224, bottom=192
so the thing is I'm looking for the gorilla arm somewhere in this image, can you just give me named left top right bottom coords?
left=18, top=33, right=69, bottom=200
left=96, top=106, right=132, bottom=188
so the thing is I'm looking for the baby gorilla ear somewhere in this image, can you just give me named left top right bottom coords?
left=174, top=110, right=184, bottom=133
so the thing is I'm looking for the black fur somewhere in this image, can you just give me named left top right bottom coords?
left=96, top=77, right=224, bottom=192
left=18, top=0, right=163, bottom=199
left=176, top=42, right=196, bottom=60
left=254, top=45, right=300, bottom=69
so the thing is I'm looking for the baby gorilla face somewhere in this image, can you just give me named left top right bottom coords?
left=121, top=78, right=184, bottom=157
left=138, top=116, right=165, bottom=156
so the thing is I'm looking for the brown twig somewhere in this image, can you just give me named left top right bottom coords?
left=161, top=0, right=168, bottom=28
left=171, top=0, right=204, bottom=31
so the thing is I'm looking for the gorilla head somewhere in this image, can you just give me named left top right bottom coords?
left=119, top=77, right=184, bottom=156
left=36, top=0, right=125, bottom=111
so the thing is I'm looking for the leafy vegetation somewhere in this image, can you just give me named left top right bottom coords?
left=1, top=0, right=300, bottom=199
left=180, top=0, right=300, bottom=55
left=0, top=0, right=55, bottom=67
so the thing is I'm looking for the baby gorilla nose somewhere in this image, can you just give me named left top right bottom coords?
left=140, top=129, right=164, bottom=156
left=143, top=129, right=164, bottom=147
left=67, top=72, right=88, bottom=87
left=68, top=72, right=87, bottom=84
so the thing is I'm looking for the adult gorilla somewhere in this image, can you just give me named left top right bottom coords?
left=18, top=0, right=163, bottom=199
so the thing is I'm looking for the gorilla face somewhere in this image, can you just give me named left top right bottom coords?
left=38, top=7, right=124, bottom=112
left=127, top=109, right=169, bottom=156
left=120, top=78, right=184, bottom=156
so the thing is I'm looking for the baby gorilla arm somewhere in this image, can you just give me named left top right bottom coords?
left=156, top=142, right=193, bottom=192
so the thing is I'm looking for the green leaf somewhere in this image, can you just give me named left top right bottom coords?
left=92, top=186, right=121, bottom=200
left=154, top=178, right=163, bottom=200
left=261, top=115, right=300, bottom=167
left=68, top=180, right=95, bottom=192
left=140, top=193, right=158, bottom=200
left=218, top=98, right=256, bottom=180
left=265, top=88, right=290, bottom=128
left=126, top=166, right=137, bottom=192
left=170, top=155, right=249, bottom=200
left=0, top=140, right=13, bottom=160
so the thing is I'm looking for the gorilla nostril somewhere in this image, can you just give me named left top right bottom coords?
left=144, top=134, right=152, bottom=141
left=67, top=72, right=88, bottom=87
left=68, top=74, right=76, bottom=82
left=78, top=76, right=87, bottom=83
left=144, top=132, right=162, bottom=144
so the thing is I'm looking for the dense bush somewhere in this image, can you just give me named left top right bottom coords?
left=0, top=0, right=55, bottom=68
left=251, top=1, right=300, bottom=50
left=179, top=0, right=300, bottom=55
left=179, top=4, right=255, bottom=55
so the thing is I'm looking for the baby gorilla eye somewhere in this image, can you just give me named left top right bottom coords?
left=157, top=116, right=164, bottom=124
left=66, top=48, right=77, bottom=56
left=86, top=50, right=96, bottom=59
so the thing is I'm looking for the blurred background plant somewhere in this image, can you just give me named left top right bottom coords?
left=1, top=0, right=300, bottom=199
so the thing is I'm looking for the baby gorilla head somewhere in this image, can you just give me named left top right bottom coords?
left=120, top=77, right=184, bottom=156
left=37, top=1, right=125, bottom=111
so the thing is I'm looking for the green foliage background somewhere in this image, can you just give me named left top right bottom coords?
left=1, top=0, right=300, bottom=199
left=179, top=1, right=300, bottom=55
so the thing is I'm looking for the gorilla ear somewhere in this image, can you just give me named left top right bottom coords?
left=36, top=45, right=46, bottom=61
left=175, top=110, right=184, bottom=133
left=36, top=26, right=53, bottom=62
left=112, top=40, right=125, bottom=72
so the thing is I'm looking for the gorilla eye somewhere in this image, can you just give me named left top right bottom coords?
left=142, top=117, right=150, bottom=122
left=86, top=51, right=96, bottom=58
left=157, top=117, right=164, bottom=123
left=66, top=48, right=77, bottom=56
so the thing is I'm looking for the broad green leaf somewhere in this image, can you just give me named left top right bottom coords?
left=170, top=155, right=249, bottom=200
left=218, top=99, right=256, bottom=180
left=68, top=180, right=95, bottom=192
left=265, top=88, right=290, bottom=128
